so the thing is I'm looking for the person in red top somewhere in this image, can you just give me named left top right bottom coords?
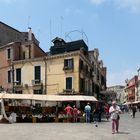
left=64, top=104, right=73, bottom=122
left=104, top=103, right=110, bottom=120
left=73, top=105, right=78, bottom=122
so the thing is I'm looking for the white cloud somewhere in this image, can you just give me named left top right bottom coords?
left=107, top=69, right=137, bottom=86
left=88, top=0, right=140, bottom=13
left=116, top=0, right=140, bottom=13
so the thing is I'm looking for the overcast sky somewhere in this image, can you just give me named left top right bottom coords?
left=0, top=0, right=140, bottom=86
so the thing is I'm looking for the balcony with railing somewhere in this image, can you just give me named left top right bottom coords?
left=63, top=66, right=73, bottom=73
left=14, top=81, right=23, bottom=91
left=14, top=81, right=23, bottom=87
left=60, top=89, right=75, bottom=95
left=32, top=79, right=43, bottom=86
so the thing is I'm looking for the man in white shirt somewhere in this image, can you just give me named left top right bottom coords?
left=109, top=101, right=121, bottom=134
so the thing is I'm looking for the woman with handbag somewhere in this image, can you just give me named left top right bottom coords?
left=109, top=101, right=121, bottom=134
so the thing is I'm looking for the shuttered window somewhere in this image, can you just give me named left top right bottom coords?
left=16, top=68, right=21, bottom=84
left=66, top=77, right=72, bottom=89
left=34, top=66, right=41, bottom=83
left=64, top=58, right=73, bottom=69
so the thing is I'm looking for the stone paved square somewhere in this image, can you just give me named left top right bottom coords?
left=0, top=112, right=140, bottom=140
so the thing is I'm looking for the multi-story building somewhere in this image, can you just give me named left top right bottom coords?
left=13, top=58, right=46, bottom=95
left=46, top=37, right=106, bottom=99
left=0, top=22, right=107, bottom=104
left=107, top=85, right=125, bottom=104
left=88, top=49, right=107, bottom=99
left=136, top=68, right=140, bottom=101
left=0, top=22, right=46, bottom=93
left=125, top=76, right=138, bottom=102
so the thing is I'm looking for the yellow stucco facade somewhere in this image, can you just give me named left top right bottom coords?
left=11, top=47, right=106, bottom=102
left=46, top=52, right=80, bottom=95
left=13, top=58, right=46, bottom=95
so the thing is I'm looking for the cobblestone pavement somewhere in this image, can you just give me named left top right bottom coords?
left=0, top=112, right=140, bottom=140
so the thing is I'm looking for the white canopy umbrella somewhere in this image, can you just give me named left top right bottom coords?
left=0, top=92, right=97, bottom=102
left=32, top=94, right=98, bottom=101
left=3, top=93, right=33, bottom=100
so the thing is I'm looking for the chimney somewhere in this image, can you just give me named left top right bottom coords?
left=28, top=27, right=32, bottom=41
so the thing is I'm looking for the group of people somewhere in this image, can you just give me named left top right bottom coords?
left=84, top=101, right=121, bottom=134
left=84, top=103, right=105, bottom=123
left=64, top=103, right=104, bottom=123
left=64, top=104, right=80, bottom=122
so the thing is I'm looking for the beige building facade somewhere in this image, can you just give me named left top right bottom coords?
left=1, top=38, right=106, bottom=100
left=13, top=58, right=46, bottom=95
left=0, top=22, right=107, bottom=105
left=0, top=22, right=46, bottom=93
left=46, top=52, right=80, bottom=95
left=45, top=37, right=107, bottom=100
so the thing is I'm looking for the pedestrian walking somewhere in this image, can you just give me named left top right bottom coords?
left=109, top=101, right=121, bottom=134
left=84, top=103, right=91, bottom=123
left=93, top=106, right=99, bottom=127
left=98, top=105, right=103, bottom=122
left=131, top=105, right=137, bottom=118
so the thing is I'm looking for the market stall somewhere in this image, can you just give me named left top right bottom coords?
left=0, top=92, right=98, bottom=123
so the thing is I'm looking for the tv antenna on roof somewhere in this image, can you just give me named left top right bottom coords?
left=65, top=29, right=88, bottom=45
